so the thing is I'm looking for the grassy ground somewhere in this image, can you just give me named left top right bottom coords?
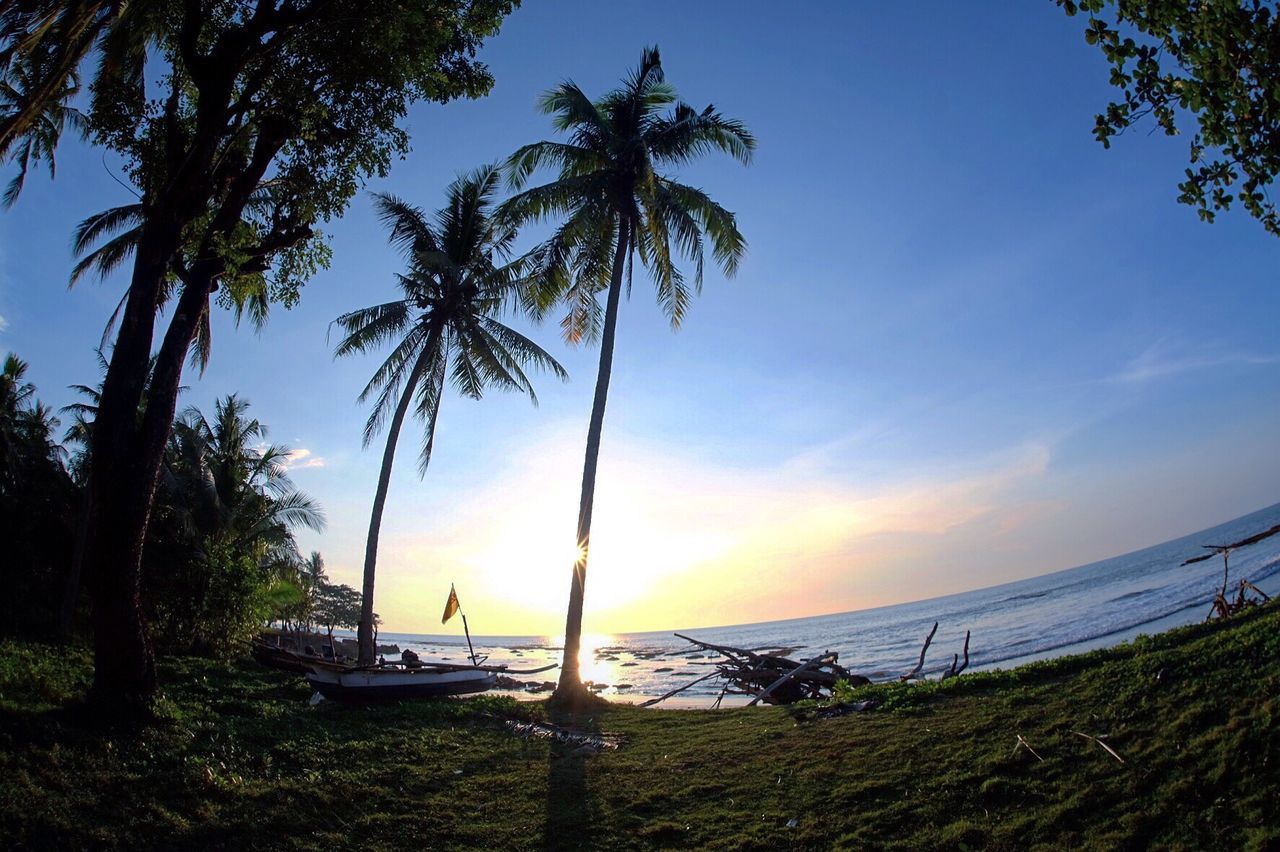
left=2, top=604, right=1278, bottom=851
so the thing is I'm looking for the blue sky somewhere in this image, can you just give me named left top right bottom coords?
left=2, top=2, right=1278, bottom=635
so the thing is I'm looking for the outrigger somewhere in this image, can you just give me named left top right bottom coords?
left=302, top=583, right=556, bottom=702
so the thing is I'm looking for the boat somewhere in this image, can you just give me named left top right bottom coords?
left=305, top=663, right=497, bottom=701
left=251, top=639, right=352, bottom=674
left=302, top=586, right=556, bottom=701
left=304, top=660, right=557, bottom=702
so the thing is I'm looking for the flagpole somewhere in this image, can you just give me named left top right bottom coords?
left=444, top=582, right=478, bottom=666
left=460, top=612, right=477, bottom=666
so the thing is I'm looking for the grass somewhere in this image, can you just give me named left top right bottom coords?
left=2, top=604, right=1279, bottom=850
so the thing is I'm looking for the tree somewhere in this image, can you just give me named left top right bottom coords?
left=314, top=580, right=361, bottom=650
left=0, top=0, right=517, bottom=716
left=501, top=47, right=754, bottom=700
left=146, top=394, right=324, bottom=654
left=0, top=354, right=77, bottom=637
left=1058, top=0, right=1280, bottom=236
left=332, top=165, right=567, bottom=665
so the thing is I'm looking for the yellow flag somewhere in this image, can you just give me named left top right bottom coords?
left=441, top=585, right=460, bottom=624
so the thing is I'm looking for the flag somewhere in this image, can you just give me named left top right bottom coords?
left=441, top=584, right=460, bottom=625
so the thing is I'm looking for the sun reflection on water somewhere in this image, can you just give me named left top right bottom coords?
left=547, top=632, right=620, bottom=689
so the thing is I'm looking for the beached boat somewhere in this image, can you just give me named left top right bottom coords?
left=305, top=663, right=498, bottom=701
left=251, top=639, right=352, bottom=674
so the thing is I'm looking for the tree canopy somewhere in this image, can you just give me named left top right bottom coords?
left=1059, top=0, right=1280, bottom=236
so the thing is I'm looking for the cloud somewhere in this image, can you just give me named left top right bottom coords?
left=1112, top=340, right=1279, bottom=384
left=283, top=447, right=326, bottom=470
left=370, top=423, right=1057, bottom=634
left=0, top=312, right=7, bottom=332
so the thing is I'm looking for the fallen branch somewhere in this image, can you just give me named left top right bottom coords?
left=901, top=622, right=939, bottom=681
left=637, top=671, right=721, bottom=707
left=1070, top=730, right=1125, bottom=764
left=747, top=652, right=837, bottom=707
left=1013, top=734, right=1044, bottom=762
left=943, top=630, right=971, bottom=680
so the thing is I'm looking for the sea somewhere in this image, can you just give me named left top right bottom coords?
left=377, top=501, right=1280, bottom=706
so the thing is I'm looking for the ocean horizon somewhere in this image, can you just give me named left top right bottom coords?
left=372, top=500, right=1280, bottom=703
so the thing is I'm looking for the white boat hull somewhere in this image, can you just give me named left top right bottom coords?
left=306, top=666, right=497, bottom=701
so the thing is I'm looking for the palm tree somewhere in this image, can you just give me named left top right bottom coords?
left=165, top=394, right=325, bottom=560
left=0, top=53, right=86, bottom=206
left=333, top=164, right=568, bottom=665
left=502, top=46, right=754, bottom=700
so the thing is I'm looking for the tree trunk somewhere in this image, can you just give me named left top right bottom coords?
left=87, top=264, right=212, bottom=716
left=357, top=327, right=444, bottom=664
left=82, top=225, right=184, bottom=718
left=555, top=219, right=630, bottom=701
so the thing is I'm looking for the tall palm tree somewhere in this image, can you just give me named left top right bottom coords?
left=502, top=46, right=754, bottom=700
left=333, top=164, right=568, bottom=665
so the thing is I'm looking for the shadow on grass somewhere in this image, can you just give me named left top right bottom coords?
left=543, top=703, right=607, bottom=851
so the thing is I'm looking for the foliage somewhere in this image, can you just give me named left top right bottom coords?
left=143, top=394, right=325, bottom=656
left=0, top=354, right=76, bottom=638
left=332, top=165, right=566, bottom=663
left=2, top=0, right=520, bottom=714
left=2, top=602, right=1279, bottom=848
left=503, top=46, right=755, bottom=342
left=313, top=581, right=362, bottom=636
left=1059, top=0, right=1280, bottom=236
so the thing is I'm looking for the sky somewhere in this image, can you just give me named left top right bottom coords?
left=2, top=2, right=1279, bottom=638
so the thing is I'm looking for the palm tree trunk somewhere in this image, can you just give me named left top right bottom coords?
left=555, top=219, right=631, bottom=700
left=356, top=327, right=444, bottom=664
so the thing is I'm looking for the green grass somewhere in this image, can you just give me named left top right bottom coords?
left=2, top=604, right=1279, bottom=850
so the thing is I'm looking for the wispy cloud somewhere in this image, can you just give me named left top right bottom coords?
left=1113, top=341, right=1279, bottom=385
left=283, top=447, right=326, bottom=470
left=372, top=424, right=1057, bottom=634
left=0, top=312, right=8, bottom=332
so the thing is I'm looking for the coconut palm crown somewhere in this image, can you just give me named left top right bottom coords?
left=501, top=46, right=754, bottom=699
left=333, top=163, right=568, bottom=664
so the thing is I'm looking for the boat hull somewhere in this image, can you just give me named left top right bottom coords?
left=305, top=667, right=497, bottom=701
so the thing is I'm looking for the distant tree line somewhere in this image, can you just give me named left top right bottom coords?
left=1, top=351, right=358, bottom=656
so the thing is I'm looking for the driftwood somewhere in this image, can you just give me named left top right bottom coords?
left=1181, top=523, right=1280, bottom=566
left=637, top=671, right=720, bottom=707
left=655, top=621, right=976, bottom=708
left=901, top=622, right=939, bottom=681
left=746, top=652, right=837, bottom=707
left=942, top=630, right=971, bottom=680
left=1071, top=730, right=1125, bottom=764
left=664, top=633, right=868, bottom=706
left=1207, top=578, right=1271, bottom=621
left=1180, top=522, right=1280, bottom=620
left=1013, top=734, right=1044, bottom=762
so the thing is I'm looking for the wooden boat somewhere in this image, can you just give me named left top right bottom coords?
left=305, top=660, right=557, bottom=702
left=306, top=663, right=496, bottom=701
left=251, top=640, right=338, bottom=674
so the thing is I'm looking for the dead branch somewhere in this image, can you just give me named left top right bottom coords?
left=637, top=671, right=721, bottom=707
left=942, top=630, right=971, bottom=680
left=1070, top=730, right=1125, bottom=764
left=746, top=652, right=837, bottom=707
left=1013, top=734, right=1044, bottom=762
left=901, top=622, right=939, bottom=681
